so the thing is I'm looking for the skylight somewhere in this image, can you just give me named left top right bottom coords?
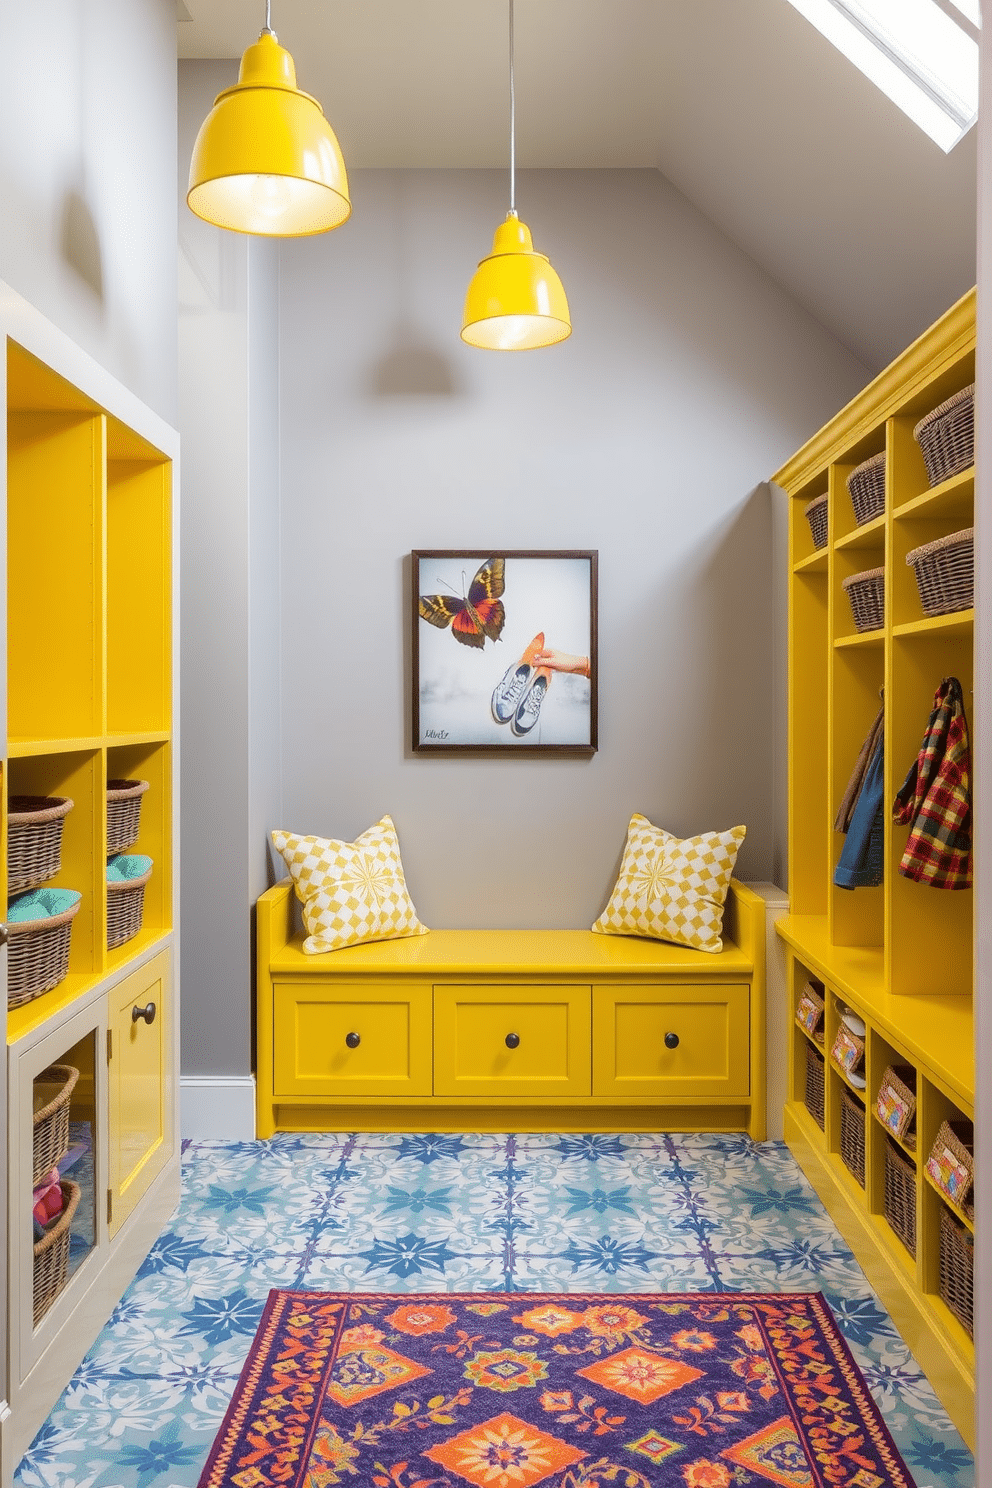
left=783, top=0, right=980, bottom=151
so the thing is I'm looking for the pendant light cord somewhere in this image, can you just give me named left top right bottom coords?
left=264, top=0, right=273, bottom=35
left=508, top=0, right=516, bottom=215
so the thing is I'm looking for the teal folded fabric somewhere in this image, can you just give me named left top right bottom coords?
left=8, top=887, right=82, bottom=921
left=107, top=854, right=152, bottom=882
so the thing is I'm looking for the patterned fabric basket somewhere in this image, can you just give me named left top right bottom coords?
left=840, top=1085, right=866, bottom=1188
left=906, top=527, right=973, bottom=617
left=846, top=452, right=886, bottom=525
left=875, top=1064, right=917, bottom=1147
left=7, top=796, right=73, bottom=896
left=842, top=567, right=885, bottom=632
left=8, top=889, right=82, bottom=1008
left=107, top=854, right=153, bottom=949
left=925, top=1118, right=974, bottom=1211
left=914, top=384, right=974, bottom=487
left=32, top=1064, right=79, bottom=1185
left=883, top=1139, right=917, bottom=1257
left=804, top=1042, right=825, bottom=1130
left=33, top=1179, right=81, bottom=1325
left=939, top=1205, right=974, bottom=1337
left=106, top=778, right=149, bottom=855
left=804, top=493, right=828, bottom=551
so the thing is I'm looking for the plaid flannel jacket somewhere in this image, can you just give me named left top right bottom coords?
left=893, top=676, right=972, bottom=889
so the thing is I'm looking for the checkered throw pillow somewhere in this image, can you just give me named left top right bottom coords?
left=592, top=813, right=746, bottom=953
left=271, top=816, right=428, bottom=954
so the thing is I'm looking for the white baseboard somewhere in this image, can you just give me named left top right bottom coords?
left=181, top=1076, right=257, bottom=1140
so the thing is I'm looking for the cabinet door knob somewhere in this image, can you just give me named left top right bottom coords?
left=505, top=1032, right=520, bottom=1049
left=664, top=1031, right=679, bottom=1050
left=0, top=923, right=8, bottom=946
left=132, top=1002, right=156, bottom=1025
left=346, top=1031, right=361, bottom=1049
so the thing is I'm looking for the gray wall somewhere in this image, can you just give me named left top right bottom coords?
left=178, top=62, right=282, bottom=1079
left=275, top=168, right=869, bottom=930
left=0, top=0, right=177, bottom=423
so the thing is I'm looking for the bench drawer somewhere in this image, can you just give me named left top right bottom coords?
left=434, top=985, right=591, bottom=1097
left=273, top=981, right=433, bottom=1097
left=593, top=984, right=749, bottom=1098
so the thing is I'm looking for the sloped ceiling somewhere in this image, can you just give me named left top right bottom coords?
left=178, top=0, right=977, bottom=370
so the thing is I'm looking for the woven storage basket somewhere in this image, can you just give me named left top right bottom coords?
left=876, top=1064, right=917, bottom=1147
left=32, top=1064, right=79, bottom=1185
left=906, top=527, right=974, bottom=617
left=804, top=493, right=828, bottom=551
left=883, top=1139, right=917, bottom=1257
left=33, top=1179, right=80, bottom=1325
left=106, top=855, right=152, bottom=950
left=7, top=796, right=73, bottom=896
left=840, top=1085, right=866, bottom=1188
left=926, top=1118, right=974, bottom=1210
left=939, top=1205, right=974, bottom=1337
left=106, top=778, right=149, bottom=855
left=846, top=452, right=886, bottom=526
left=8, top=891, right=81, bottom=1008
left=914, top=384, right=974, bottom=488
left=842, top=567, right=885, bottom=633
left=796, top=980, right=825, bottom=1042
left=804, top=1042, right=825, bottom=1131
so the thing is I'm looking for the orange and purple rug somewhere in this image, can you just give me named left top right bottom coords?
left=197, top=1290, right=916, bottom=1488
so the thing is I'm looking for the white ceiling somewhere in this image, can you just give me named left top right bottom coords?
left=178, top=0, right=978, bottom=371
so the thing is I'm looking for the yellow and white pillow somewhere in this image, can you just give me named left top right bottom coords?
left=592, top=813, right=746, bottom=953
left=271, top=815, right=428, bottom=954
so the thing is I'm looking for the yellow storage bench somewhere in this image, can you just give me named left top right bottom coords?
left=256, top=878, right=766, bottom=1139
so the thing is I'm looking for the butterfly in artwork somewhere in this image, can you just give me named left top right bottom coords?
left=419, top=557, right=506, bottom=649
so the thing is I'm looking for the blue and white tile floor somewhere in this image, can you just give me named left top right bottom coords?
left=16, top=1133, right=974, bottom=1488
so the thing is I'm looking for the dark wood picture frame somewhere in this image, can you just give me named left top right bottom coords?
left=412, top=550, right=598, bottom=756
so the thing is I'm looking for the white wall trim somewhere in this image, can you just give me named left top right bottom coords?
left=181, top=1077, right=257, bottom=1141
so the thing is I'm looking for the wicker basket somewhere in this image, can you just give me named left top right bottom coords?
left=939, top=1205, right=974, bottom=1337
left=906, top=527, right=973, bottom=617
left=106, top=855, right=153, bottom=950
left=926, top=1119, right=974, bottom=1210
left=7, top=796, right=73, bottom=896
left=842, top=567, right=885, bottom=633
left=804, top=1042, right=825, bottom=1131
left=883, top=1139, right=917, bottom=1257
left=840, top=1085, right=866, bottom=1188
left=32, top=1064, right=79, bottom=1185
left=33, top=1179, right=81, bottom=1325
left=876, top=1065, right=917, bottom=1147
left=804, top=493, right=828, bottom=551
left=106, top=778, right=149, bottom=855
left=8, top=891, right=82, bottom=1008
left=846, top=452, right=886, bottom=526
left=796, top=980, right=825, bottom=1042
left=914, top=384, right=974, bottom=488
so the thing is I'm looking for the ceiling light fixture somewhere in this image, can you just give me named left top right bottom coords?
left=783, top=0, right=979, bottom=152
left=461, top=0, right=571, bottom=350
left=187, top=0, right=351, bottom=236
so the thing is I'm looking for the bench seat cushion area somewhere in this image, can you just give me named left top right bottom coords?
left=256, top=879, right=766, bottom=1140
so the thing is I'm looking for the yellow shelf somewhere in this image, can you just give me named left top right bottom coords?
left=894, top=467, right=973, bottom=524
left=106, top=730, right=171, bottom=747
left=106, top=927, right=171, bottom=977
left=870, top=1109, right=919, bottom=1164
left=7, top=737, right=104, bottom=758
left=834, top=629, right=884, bottom=649
left=923, top=1169, right=975, bottom=1234
left=794, top=549, right=828, bottom=575
left=892, top=610, right=973, bottom=639
left=834, top=513, right=886, bottom=550
left=7, top=972, right=105, bottom=1045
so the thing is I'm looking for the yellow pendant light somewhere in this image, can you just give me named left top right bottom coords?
left=187, top=1, right=350, bottom=237
left=461, top=0, right=571, bottom=349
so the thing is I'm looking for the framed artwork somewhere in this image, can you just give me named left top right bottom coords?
left=412, top=550, right=598, bottom=755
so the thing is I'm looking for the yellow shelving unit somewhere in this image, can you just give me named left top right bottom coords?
left=773, top=289, right=975, bottom=1446
left=0, top=288, right=180, bottom=1478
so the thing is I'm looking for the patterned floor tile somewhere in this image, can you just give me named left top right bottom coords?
left=13, top=1133, right=974, bottom=1488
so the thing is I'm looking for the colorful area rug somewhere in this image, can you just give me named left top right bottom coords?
left=197, top=1290, right=916, bottom=1488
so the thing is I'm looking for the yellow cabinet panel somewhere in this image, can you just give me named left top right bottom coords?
left=434, top=985, right=591, bottom=1097
left=273, top=981, right=433, bottom=1097
left=109, top=951, right=170, bottom=1236
left=593, top=983, right=749, bottom=1099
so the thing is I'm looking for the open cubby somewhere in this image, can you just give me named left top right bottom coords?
left=774, top=290, right=975, bottom=1447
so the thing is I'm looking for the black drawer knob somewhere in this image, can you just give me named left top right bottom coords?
left=132, top=1002, right=156, bottom=1025
left=664, top=1031, right=680, bottom=1050
left=346, top=1031, right=361, bottom=1049
left=505, top=1032, right=520, bottom=1049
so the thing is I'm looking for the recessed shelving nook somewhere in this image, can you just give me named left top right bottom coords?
left=774, top=289, right=975, bottom=1446
left=0, top=282, right=179, bottom=1479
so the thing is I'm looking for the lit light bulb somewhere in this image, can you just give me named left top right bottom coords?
left=250, top=174, right=294, bottom=222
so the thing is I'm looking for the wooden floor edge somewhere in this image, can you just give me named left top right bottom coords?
left=784, top=1105, right=975, bottom=1451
